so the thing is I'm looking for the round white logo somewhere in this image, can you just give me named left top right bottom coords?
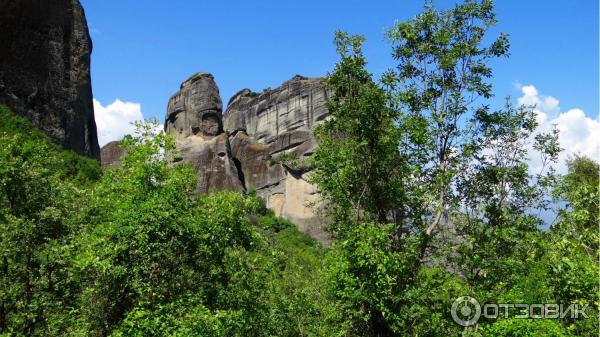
left=451, top=296, right=481, bottom=327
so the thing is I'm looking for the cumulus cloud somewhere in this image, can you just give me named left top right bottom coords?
left=516, top=84, right=600, bottom=174
left=94, top=99, right=144, bottom=147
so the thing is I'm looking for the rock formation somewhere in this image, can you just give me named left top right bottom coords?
left=165, top=73, right=224, bottom=140
left=165, top=73, right=244, bottom=194
left=173, top=133, right=244, bottom=194
left=0, top=0, right=100, bottom=159
left=100, top=141, right=126, bottom=169
left=223, top=75, right=329, bottom=144
left=165, top=73, right=330, bottom=242
left=224, top=76, right=330, bottom=242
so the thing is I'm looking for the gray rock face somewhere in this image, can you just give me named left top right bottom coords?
left=174, top=133, right=244, bottom=194
left=224, top=75, right=329, bottom=145
left=165, top=72, right=223, bottom=140
left=166, top=74, right=244, bottom=194
left=223, top=76, right=330, bottom=242
left=100, top=141, right=126, bottom=169
left=229, top=130, right=329, bottom=243
left=164, top=73, right=330, bottom=242
left=0, top=0, right=100, bottom=159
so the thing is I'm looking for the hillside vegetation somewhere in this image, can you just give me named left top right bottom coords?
left=0, top=106, right=332, bottom=336
left=0, top=1, right=598, bottom=336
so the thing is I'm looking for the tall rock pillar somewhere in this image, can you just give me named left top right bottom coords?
left=165, top=72, right=244, bottom=194
left=0, top=0, right=100, bottom=159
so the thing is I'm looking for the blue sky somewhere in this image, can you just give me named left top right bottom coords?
left=82, top=0, right=599, bottom=164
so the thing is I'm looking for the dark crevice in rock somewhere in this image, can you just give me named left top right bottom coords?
left=255, top=180, right=281, bottom=191
left=269, top=142, right=306, bottom=156
left=281, top=164, right=310, bottom=179
left=232, top=156, right=247, bottom=190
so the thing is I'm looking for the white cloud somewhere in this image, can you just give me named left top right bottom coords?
left=94, top=99, right=144, bottom=147
left=516, top=84, right=600, bottom=174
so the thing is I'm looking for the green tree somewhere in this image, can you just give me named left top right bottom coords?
left=311, top=31, right=404, bottom=236
left=546, top=157, right=599, bottom=336
left=386, top=0, right=511, bottom=271
left=325, top=223, right=466, bottom=336
left=314, top=1, right=575, bottom=335
left=452, top=101, right=556, bottom=293
left=310, top=33, right=415, bottom=335
left=73, top=122, right=272, bottom=335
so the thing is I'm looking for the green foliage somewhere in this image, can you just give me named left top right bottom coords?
left=325, top=224, right=468, bottom=336
left=312, top=31, right=403, bottom=235
left=0, top=106, right=100, bottom=335
left=384, top=0, right=512, bottom=242
left=452, top=100, right=554, bottom=296
left=483, top=319, right=571, bottom=337
left=256, top=215, right=337, bottom=337
left=1, top=1, right=598, bottom=336
left=0, top=105, right=101, bottom=183
left=257, top=212, right=293, bottom=232
left=310, top=1, right=598, bottom=336
left=0, top=112, right=336, bottom=336
left=325, top=223, right=407, bottom=335
left=72, top=122, right=279, bottom=335
left=109, top=203, right=334, bottom=337
left=554, top=156, right=599, bottom=236
left=112, top=297, right=229, bottom=337
left=544, top=156, right=599, bottom=336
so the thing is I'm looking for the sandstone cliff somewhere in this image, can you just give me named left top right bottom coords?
left=165, top=73, right=224, bottom=140
left=0, top=0, right=100, bottom=159
left=224, top=75, right=329, bottom=144
left=165, top=73, right=330, bottom=242
left=224, top=76, right=329, bottom=242
left=165, top=73, right=244, bottom=194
